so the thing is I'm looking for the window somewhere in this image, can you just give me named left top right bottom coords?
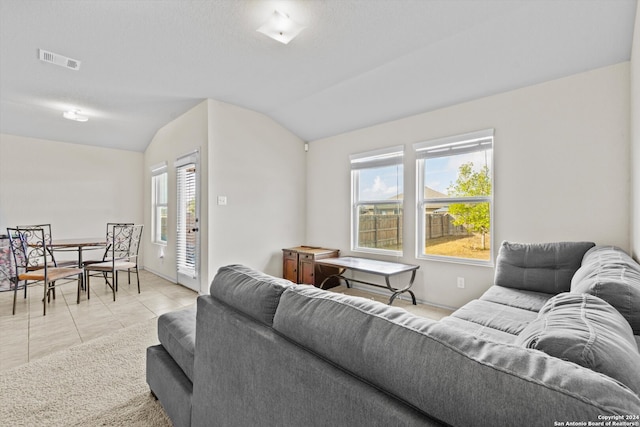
left=151, top=162, right=168, bottom=245
left=415, top=130, right=493, bottom=265
left=350, top=146, right=404, bottom=256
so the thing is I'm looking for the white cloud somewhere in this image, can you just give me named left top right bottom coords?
left=362, top=175, right=399, bottom=200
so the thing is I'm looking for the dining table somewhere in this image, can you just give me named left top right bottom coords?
left=50, top=237, right=107, bottom=264
left=50, top=237, right=107, bottom=288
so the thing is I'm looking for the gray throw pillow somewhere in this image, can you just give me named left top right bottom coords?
left=494, top=241, right=595, bottom=294
left=571, top=246, right=640, bottom=335
left=516, top=293, right=640, bottom=396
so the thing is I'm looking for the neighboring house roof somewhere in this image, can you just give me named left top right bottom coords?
left=390, top=186, right=448, bottom=200
left=382, top=187, right=450, bottom=212
left=424, top=187, right=447, bottom=199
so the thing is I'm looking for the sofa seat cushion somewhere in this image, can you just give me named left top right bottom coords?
left=571, top=246, right=640, bottom=335
left=516, top=293, right=640, bottom=396
left=157, top=306, right=197, bottom=382
left=450, top=299, right=538, bottom=335
left=146, top=345, right=192, bottom=427
left=479, top=285, right=553, bottom=312
left=439, top=316, right=517, bottom=344
left=494, top=241, right=595, bottom=294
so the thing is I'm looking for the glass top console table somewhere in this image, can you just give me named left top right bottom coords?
left=315, top=256, right=419, bottom=305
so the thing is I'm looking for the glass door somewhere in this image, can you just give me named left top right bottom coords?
left=175, top=151, right=200, bottom=291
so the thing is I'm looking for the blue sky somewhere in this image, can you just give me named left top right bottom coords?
left=359, top=165, right=403, bottom=201
left=358, top=149, right=492, bottom=200
left=426, top=149, right=492, bottom=195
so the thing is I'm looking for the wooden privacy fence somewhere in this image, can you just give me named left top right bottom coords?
left=358, top=213, right=468, bottom=249
left=425, top=213, right=467, bottom=239
left=359, top=214, right=402, bottom=249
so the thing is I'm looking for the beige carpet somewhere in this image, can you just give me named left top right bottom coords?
left=0, top=318, right=172, bottom=426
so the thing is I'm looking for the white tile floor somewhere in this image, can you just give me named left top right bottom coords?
left=0, top=271, right=453, bottom=372
left=0, top=270, right=198, bottom=371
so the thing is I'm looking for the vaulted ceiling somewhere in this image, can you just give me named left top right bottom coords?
left=0, top=0, right=636, bottom=152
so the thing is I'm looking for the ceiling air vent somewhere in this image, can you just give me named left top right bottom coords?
left=38, top=49, right=81, bottom=71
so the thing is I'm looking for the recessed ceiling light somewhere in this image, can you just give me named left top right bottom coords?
left=63, top=109, right=89, bottom=122
left=256, top=10, right=306, bottom=45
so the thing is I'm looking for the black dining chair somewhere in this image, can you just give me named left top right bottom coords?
left=6, top=227, right=84, bottom=315
left=125, top=224, right=143, bottom=292
left=84, top=224, right=143, bottom=301
left=82, top=222, right=134, bottom=267
left=17, top=224, right=78, bottom=266
left=16, top=224, right=78, bottom=300
left=82, top=222, right=134, bottom=292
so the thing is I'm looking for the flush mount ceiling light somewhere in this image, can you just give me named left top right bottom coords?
left=257, top=10, right=306, bottom=44
left=63, top=109, right=89, bottom=122
left=39, top=49, right=81, bottom=71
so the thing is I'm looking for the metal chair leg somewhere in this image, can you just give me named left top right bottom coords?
left=86, top=271, right=91, bottom=300
left=12, top=279, right=18, bottom=315
left=43, top=283, right=47, bottom=316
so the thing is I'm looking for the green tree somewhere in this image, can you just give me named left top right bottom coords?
left=447, top=162, right=491, bottom=250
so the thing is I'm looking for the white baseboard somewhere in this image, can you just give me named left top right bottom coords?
left=141, top=266, right=176, bottom=284
left=141, top=267, right=204, bottom=295
left=350, top=283, right=457, bottom=311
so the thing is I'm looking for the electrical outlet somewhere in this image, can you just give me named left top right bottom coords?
left=457, top=277, right=465, bottom=289
left=217, top=195, right=227, bottom=206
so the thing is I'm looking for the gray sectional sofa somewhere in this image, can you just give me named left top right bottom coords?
left=146, top=242, right=640, bottom=426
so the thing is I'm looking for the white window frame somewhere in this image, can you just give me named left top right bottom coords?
left=350, top=145, right=404, bottom=256
left=414, top=129, right=494, bottom=266
left=150, top=162, right=168, bottom=245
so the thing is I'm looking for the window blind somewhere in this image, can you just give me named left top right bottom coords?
left=150, top=161, right=167, bottom=175
left=414, top=129, right=493, bottom=159
left=176, top=153, right=198, bottom=278
left=350, top=145, right=404, bottom=170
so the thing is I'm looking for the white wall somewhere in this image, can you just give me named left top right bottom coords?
left=307, top=63, right=630, bottom=309
left=0, top=133, right=143, bottom=241
left=207, top=99, right=307, bottom=281
left=143, top=100, right=209, bottom=287
left=631, top=5, right=640, bottom=261
left=143, top=99, right=307, bottom=293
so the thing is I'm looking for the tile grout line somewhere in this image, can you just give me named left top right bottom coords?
left=61, top=284, right=83, bottom=343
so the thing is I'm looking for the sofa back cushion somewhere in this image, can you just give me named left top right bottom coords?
left=210, top=264, right=294, bottom=326
left=193, top=294, right=440, bottom=427
left=494, top=241, right=595, bottom=294
left=516, top=292, right=640, bottom=396
left=571, top=246, right=640, bottom=335
left=273, top=286, right=640, bottom=425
